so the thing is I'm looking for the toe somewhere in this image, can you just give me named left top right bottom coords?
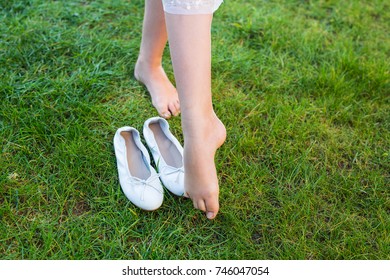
left=168, top=102, right=180, bottom=117
left=163, top=112, right=172, bottom=119
left=205, top=196, right=219, bottom=220
left=175, top=98, right=181, bottom=110
left=192, top=200, right=198, bottom=210
left=175, top=102, right=181, bottom=116
left=160, top=110, right=171, bottom=119
left=152, top=101, right=171, bottom=119
left=196, top=199, right=206, bottom=212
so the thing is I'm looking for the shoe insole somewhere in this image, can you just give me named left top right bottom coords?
left=120, top=131, right=151, bottom=180
left=149, top=122, right=182, bottom=168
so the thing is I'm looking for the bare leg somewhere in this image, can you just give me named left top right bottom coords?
left=165, top=13, right=226, bottom=219
left=135, top=0, right=180, bottom=119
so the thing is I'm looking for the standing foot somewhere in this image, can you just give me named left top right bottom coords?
left=134, top=59, right=180, bottom=119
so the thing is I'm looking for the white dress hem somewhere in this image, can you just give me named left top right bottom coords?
left=162, top=0, right=223, bottom=15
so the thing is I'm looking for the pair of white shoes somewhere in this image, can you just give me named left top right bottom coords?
left=113, top=117, right=185, bottom=211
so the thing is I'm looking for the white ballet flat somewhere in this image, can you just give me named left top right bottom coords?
left=113, top=126, right=164, bottom=211
left=143, top=117, right=185, bottom=196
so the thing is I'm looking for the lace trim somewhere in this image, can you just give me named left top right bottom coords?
left=162, top=0, right=223, bottom=14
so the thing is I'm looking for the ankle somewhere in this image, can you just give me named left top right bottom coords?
left=134, top=58, right=163, bottom=83
left=182, top=112, right=226, bottom=146
left=135, top=56, right=162, bottom=71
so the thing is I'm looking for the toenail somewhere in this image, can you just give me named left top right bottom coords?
left=206, top=212, right=214, bottom=219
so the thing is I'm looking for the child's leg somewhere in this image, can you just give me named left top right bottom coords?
left=164, top=13, right=226, bottom=219
left=135, top=0, right=180, bottom=119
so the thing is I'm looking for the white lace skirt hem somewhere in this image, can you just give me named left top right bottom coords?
left=162, top=0, right=223, bottom=15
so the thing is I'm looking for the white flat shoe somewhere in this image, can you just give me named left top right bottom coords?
left=113, top=126, right=164, bottom=211
left=143, top=117, right=185, bottom=196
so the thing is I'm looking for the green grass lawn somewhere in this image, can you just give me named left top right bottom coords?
left=1, top=0, right=389, bottom=259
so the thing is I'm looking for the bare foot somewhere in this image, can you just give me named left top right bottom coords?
left=134, top=59, right=180, bottom=119
left=183, top=112, right=226, bottom=220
